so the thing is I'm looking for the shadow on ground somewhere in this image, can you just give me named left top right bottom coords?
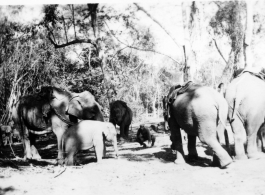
left=0, top=125, right=233, bottom=168
left=0, top=186, right=15, bottom=195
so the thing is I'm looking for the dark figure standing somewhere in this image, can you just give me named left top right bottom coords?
left=136, top=125, right=156, bottom=147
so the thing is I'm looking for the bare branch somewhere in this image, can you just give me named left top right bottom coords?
left=134, top=3, right=181, bottom=49
left=213, top=38, right=228, bottom=64
left=62, top=15, right=68, bottom=43
left=103, top=21, right=180, bottom=65
left=71, top=5, right=77, bottom=39
left=48, top=34, right=97, bottom=49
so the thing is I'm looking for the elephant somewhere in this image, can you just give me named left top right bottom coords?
left=0, top=124, right=13, bottom=146
left=60, top=120, right=119, bottom=166
left=164, top=81, right=233, bottom=168
left=12, top=86, right=104, bottom=161
left=109, top=100, right=132, bottom=140
left=162, top=96, right=170, bottom=131
left=225, top=71, right=265, bottom=160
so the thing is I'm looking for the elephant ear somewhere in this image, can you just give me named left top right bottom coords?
left=67, top=96, right=84, bottom=119
left=103, top=123, right=116, bottom=141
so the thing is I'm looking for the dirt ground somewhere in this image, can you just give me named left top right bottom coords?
left=1, top=119, right=265, bottom=195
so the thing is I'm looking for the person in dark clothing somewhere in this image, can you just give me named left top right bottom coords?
left=136, top=124, right=156, bottom=147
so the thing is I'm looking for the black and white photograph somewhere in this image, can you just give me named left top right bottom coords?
left=1, top=0, right=265, bottom=194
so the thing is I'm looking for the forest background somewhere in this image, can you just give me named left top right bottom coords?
left=0, top=1, right=263, bottom=123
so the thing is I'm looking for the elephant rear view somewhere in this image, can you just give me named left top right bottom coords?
left=164, top=82, right=233, bottom=168
left=109, top=100, right=132, bottom=140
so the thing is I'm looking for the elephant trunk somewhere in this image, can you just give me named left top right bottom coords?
left=94, top=102, right=104, bottom=122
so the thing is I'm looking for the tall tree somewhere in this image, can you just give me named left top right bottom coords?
left=181, top=1, right=204, bottom=82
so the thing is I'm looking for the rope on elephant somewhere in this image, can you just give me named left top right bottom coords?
left=52, top=107, right=77, bottom=126
left=54, top=166, right=67, bottom=178
left=8, top=141, right=17, bottom=158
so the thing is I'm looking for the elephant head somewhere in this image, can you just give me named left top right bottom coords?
left=102, top=123, right=119, bottom=158
left=109, top=101, right=128, bottom=124
left=66, top=91, right=104, bottom=121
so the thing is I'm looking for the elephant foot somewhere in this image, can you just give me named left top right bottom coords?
left=57, top=158, right=65, bottom=166
left=220, top=161, right=234, bottom=169
left=234, top=154, right=248, bottom=161
left=31, top=146, right=41, bottom=160
left=23, top=155, right=32, bottom=161
left=174, top=157, right=186, bottom=165
left=247, top=152, right=265, bottom=160
left=211, top=154, right=221, bottom=167
left=186, top=154, right=198, bottom=163
left=174, top=151, right=186, bottom=165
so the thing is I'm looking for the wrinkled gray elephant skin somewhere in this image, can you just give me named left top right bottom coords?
left=109, top=100, right=132, bottom=139
left=165, top=83, right=232, bottom=168
left=12, top=86, right=104, bottom=161
left=226, top=72, right=265, bottom=160
left=60, top=120, right=119, bottom=166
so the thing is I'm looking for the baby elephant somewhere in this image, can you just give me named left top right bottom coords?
left=61, top=120, right=119, bottom=166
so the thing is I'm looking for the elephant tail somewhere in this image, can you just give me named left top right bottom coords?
left=215, top=100, right=230, bottom=151
left=229, top=91, right=244, bottom=124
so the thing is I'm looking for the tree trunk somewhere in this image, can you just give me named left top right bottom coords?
left=244, top=0, right=253, bottom=69
left=221, top=1, right=245, bottom=83
left=181, top=1, right=203, bottom=82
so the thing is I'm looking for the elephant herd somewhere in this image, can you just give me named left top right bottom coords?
left=2, top=70, right=264, bottom=168
left=163, top=71, right=265, bottom=168
left=1, top=86, right=131, bottom=165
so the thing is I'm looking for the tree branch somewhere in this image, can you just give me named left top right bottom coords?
left=48, top=33, right=97, bottom=49
left=61, top=15, right=68, bottom=43
left=134, top=3, right=181, bottom=49
left=70, top=4, right=77, bottom=39
left=213, top=38, right=228, bottom=64
left=103, top=21, right=180, bottom=65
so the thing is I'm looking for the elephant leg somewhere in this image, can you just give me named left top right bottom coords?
left=52, top=118, right=68, bottom=161
left=187, top=135, right=198, bottom=161
left=216, top=122, right=231, bottom=155
left=22, top=126, right=32, bottom=160
left=29, top=133, right=41, bottom=159
left=257, top=134, right=262, bottom=152
left=65, top=152, right=75, bottom=166
left=64, top=138, right=78, bottom=166
left=103, top=141, right=107, bottom=158
left=9, top=133, right=13, bottom=145
left=169, top=117, right=185, bottom=164
left=257, top=125, right=265, bottom=153
left=261, top=130, right=265, bottom=153
left=151, top=135, right=156, bottom=147
left=230, top=117, right=247, bottom=160
left=54, top=129, right=65, bottom=161
left=124, top=125, right=130, bottom=139
left=94, top=138, right=104, bottom=163
left=201, top=134, right=233, bottom=168
left=119, top=124, right=125, bottom=139
left=245, top=121, right=264, bottom=159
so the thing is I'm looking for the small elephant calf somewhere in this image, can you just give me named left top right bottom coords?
left=60, top=120, right=119, bottom=166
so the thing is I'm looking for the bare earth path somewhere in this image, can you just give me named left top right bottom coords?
left=1, top=120, right=265, bottom=195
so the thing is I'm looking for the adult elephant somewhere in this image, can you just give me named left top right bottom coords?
left=225, top=71, right=265, bottom=160
left=12, top=86, right=104, bottom=161
left=164, top=82, right=232, bottom=168
left=109, top=100, right=132, bottom=140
